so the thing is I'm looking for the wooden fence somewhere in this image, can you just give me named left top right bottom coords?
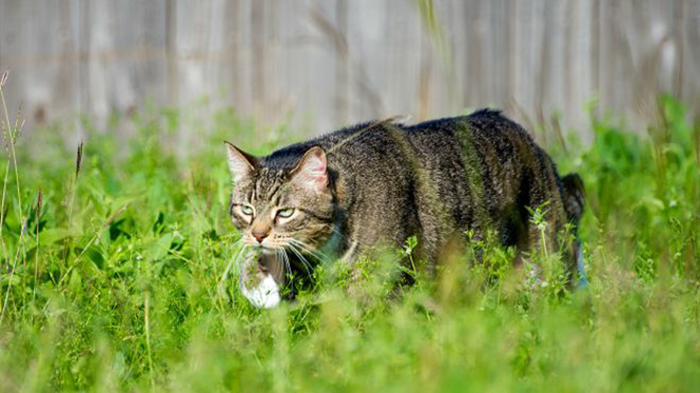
left=0, top=0, right=698, bottom=145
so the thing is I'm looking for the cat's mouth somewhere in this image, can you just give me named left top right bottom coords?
left=242, top=237, right=324, bottom=278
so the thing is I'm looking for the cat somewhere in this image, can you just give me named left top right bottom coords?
left=226, top=109, right=585, bottom=307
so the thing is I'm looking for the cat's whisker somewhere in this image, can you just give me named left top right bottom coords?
left=232, top=240, right=248, bottom=263
left=290, top=247, right=311, bottom=274
left=233, top=238, right=245, bottom=252
left=217, top=239, right=248, bottom=300
left=233, top=245, right=249, bottom=271
left=286, top=243, right=313, bottom=275
left=277, top=248, right=292, bottom=277
left=287, top=240, right=318, bottom=262
left=287, top=238, right=318, bottom=255
left=284, top=250, right=292, bottom=273
left=283, top=249, right=291, bottom=274
left=289, top=238, right=329, bottom=262
left=329, top=225, right=343, bottom=238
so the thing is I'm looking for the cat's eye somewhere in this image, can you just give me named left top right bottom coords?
left=240, top=204, right=255, bottom=216
left=276, top=208, right=295, bottom=219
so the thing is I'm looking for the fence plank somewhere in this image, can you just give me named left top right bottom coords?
left=0, top=0, right=697, bottom=144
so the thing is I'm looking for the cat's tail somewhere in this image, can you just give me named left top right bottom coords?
left=562, top=173, right=585, bottom=224
left=561, top=173, right=587, bottom=287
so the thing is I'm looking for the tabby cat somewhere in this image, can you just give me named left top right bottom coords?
left=226, top=110, right=584, bottom=308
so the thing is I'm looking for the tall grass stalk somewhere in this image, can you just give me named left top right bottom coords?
left=0, top=218, right=27, bottom=326
left=0, top=71, right=25, bottom=225
left=144, top=291, right=155, bottom=391
left=33, top=187, right=42, bottom=306
left=66, top=142, right=83, bottom=226
left=1, top=153, right=10, bottom=273
left=0, top=71, right=13, bottom=272
left=0, top=71, right=27, bottom=326
left=0, top=91, right=697, bottom=391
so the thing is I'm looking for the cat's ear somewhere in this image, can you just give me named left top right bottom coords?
left=225, top=142, right=257, bottom=182
left=291, top=146, right=328, bottom=192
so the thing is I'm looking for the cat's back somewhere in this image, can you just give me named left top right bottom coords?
left=400, top=110, right=564, bottom=230
left=265, top=110, right=541, bottom=178
left=262, top=121, right=393, bottom=170
left=403, top=110, right=551, bottom=181
left=403, top=109, right=535, bottom=153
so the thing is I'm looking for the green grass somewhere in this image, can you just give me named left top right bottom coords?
left=0, top=92, right=698, bottom=392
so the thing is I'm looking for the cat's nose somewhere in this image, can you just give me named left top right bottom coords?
left=252, top=231, right=269, bottom=243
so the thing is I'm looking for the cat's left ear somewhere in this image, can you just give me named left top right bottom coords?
left=225, top=142, right=258, bottom=183
left=291, top=146, right=328, bottom=192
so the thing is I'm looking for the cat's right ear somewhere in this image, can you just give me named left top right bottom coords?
left=225, top=142, right=257, bottom=183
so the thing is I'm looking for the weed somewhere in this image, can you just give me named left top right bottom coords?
left=0, top=81, right=697, bottom=391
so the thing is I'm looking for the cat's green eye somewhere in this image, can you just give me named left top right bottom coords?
left=276, top=208, right=295, bottom=219
left=240, top=205, right=254, bottom=216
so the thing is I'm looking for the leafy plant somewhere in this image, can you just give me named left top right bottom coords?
left=0, top=74, right=697, bottom=391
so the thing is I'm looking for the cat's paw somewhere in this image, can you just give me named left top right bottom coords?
left=240, top=273, right=281, bottom=308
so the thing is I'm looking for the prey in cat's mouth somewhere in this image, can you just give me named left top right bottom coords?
left=237, top=239, right=326, bottom=307
left=238, top=249, right=285, bottom=308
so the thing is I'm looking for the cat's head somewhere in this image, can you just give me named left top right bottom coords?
left=225, top=142, right=335, bottom=256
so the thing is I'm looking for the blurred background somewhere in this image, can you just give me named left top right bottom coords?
left=0, top=0, right=698, bottom=146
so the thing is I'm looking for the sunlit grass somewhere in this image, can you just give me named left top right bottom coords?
left=0, top=84, right=697, bottom=391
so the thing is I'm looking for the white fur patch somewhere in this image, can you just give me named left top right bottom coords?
left=240, top=273, right=281, bottom=309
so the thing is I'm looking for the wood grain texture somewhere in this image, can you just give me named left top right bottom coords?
left=0, top=0, right=697, bottom=143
